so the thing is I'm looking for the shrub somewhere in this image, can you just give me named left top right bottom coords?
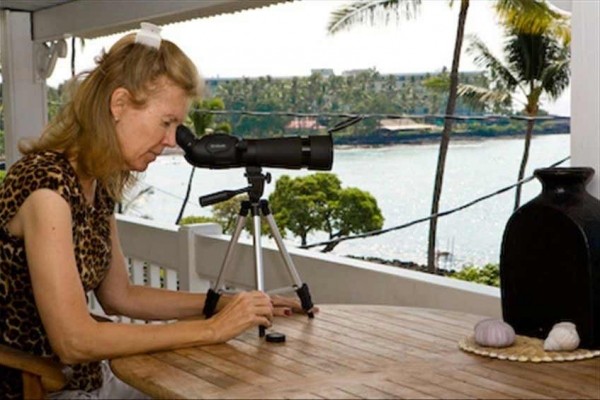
left=178, top=215, right=218, bottom=226
left=449, top=263, right=500, bottom=287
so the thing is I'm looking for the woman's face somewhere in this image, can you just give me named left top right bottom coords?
left=113, top=77, right=190, bottom=172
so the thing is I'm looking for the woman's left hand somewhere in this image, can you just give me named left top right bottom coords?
left=271, top=294, right=319, bottom=317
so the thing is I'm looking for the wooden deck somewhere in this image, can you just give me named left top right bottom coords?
left=111, top=305, right=600, bottom=399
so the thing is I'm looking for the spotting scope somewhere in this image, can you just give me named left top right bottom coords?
left=176, top=125, right=333, bottom=170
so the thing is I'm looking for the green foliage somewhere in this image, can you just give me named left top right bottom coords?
left=422, top=73, right=450, bottom=92
left=0, top=170, right=6, bottom=185
left=449, top=263, right=500, bottom=287
left=178, top=215, right=217, bottom=226
left=211, top=70, right=486, bottom=139
left=189, top=97, right=229, bottom=136
left=333, top=188, right=384, bottom=236
left=211, top=195, right=248, bottom=234
left=327, top=0, right=421, bottom=35
left=495, top=0, right=571, bottom=45
left=214, top=122, right=232, bottom=134
left=268, top=173, right=383, bottom=251
left=179, top=196, right=254, bottom=235
left=47, top=84, right=67, bottom=121
left=461, top=31, right=570, bottom=115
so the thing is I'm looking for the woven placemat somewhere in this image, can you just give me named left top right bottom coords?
left=459, top=335, right=600, bottom=362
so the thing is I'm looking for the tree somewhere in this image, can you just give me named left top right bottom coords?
left=211, top=194, right=248, bottom=234
left=268, top=173, right=384, bottom=252
left=268, top=175, right=324, bottom=246
left=458, top=30, right=570, bottom=210
left=327, top=0, right=469, bottom=273
left=326, top=187, right=384, bottom=252
left=175, top=98, right=229, bottom=224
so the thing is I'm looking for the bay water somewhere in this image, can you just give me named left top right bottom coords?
left=128, top=134, right=570, bottom=269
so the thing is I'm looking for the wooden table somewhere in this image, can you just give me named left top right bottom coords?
left=110, top=305, right=600, bottom=399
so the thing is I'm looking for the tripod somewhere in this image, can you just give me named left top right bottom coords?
left=201, top=166, right=315, bottom=337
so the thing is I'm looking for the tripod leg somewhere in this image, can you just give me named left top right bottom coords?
left=250, top=204, right=267, bottom=337
left=203, top=203, right=249, bottom=318
left=203, top=289, right=221, bottom=319
left=262, top=202, right=315, bottom=318
left=252, top=213, right=265, bottom=293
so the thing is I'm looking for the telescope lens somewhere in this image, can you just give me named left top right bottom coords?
left=306, top=135, right=334, bottom=171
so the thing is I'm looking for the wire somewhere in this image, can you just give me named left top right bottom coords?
left=299, top=156, right=571, bottom=250
left=189, top=108, right=570, bottom=122
left=46, top=99, right=570, bottom=122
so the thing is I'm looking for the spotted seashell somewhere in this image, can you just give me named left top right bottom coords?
left=474, top=318, right=516, bottom=348
left=544, top=322, right=580, bottom=351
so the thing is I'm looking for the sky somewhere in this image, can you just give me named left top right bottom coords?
left=47, top=0, right=570, bottom=115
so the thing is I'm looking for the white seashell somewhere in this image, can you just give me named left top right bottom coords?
left=544, top=322, right=580, bottom=351
left=474, top=318, right=516, bottom=348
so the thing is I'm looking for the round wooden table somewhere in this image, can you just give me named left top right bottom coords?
left=110, top=305, right=600, bottom=399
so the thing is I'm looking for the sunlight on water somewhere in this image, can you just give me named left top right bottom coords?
left=130, top=134, right=570, bottom=268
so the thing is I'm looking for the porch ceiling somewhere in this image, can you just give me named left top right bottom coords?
left=0, top=0, right=290, bottom=42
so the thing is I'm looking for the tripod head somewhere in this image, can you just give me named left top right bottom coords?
left=199, top=166, right=271, bottom=207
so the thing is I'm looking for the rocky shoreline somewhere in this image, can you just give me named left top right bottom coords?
left=334, top=128, right=569, bottom=147
left=347, top=255, right=455, bottom=276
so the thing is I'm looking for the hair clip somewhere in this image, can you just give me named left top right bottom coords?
left=135, top=22, right=162, bottom=50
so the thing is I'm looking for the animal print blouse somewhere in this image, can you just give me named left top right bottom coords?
left=0, top=151, right=115, bottom=399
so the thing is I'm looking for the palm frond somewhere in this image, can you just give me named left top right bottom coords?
left=539, top=57, right=570, bottom=100
left=496, top=0, right=570, bottom=44
left=457, top=84, right=512, bottom=109
left=467, top=35, right=519, bottom=90
left=327, top=0, right=421, bottom=35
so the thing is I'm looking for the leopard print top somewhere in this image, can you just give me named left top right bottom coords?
left=0, top=151, right=115, bottom=399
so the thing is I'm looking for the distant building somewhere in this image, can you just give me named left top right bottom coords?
left=285, top=118, right=326, bottom=131
left=341, top=69, right=372, bottom=77
left=377, top=118, right=439, bottom=133
left=311, top=68, right=335, bottom=77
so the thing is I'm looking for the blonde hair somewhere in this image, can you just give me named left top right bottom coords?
left=21, top=33, right=203, bottom=201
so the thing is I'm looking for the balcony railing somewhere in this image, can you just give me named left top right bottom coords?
left=89, top=214, right=501, bottom=320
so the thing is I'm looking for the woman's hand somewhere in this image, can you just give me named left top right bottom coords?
left=209, top=291, right=273, bottom=342
left=270, top=294, right=320, bottom=317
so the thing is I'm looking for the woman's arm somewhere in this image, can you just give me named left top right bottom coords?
left=96, top=216, right=314, bottom=320
left=19, top=190, right=273, bottom=365
left=95, top=216, right=211, bottom=321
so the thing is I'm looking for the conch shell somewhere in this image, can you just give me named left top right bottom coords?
left=474, top=318, right=515, bottom=348
left=544, top=322, right=580, bottom=351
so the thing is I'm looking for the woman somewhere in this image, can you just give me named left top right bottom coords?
left=0, top=24, right=311, bottom=399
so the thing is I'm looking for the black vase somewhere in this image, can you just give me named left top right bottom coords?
left=500, top=167, right=600, bottom=349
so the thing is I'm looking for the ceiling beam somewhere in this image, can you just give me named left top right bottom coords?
left=32, top=0, right=288, bottom=42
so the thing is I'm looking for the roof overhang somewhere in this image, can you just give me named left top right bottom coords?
left=1, top=0, right=290, bottom=42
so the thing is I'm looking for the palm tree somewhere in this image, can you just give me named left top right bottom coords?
left=70, top=36, right=85, bottom=77
left=328, top=0, right=470, bottom=273
left=495, top=0, right=571, bottom=45
left=458, top=30, right=570, bottom=210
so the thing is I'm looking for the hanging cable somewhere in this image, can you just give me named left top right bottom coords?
left=300, top=156, right=570, bottom=250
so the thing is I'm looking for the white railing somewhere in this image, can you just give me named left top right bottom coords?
left=89, top=214, right=501, bottom=319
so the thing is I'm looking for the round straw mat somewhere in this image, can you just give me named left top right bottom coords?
left=459, top=335, right=600, bottom=363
